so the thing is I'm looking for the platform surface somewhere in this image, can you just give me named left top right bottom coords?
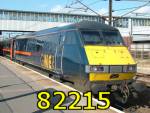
left=0, top=57, right=122, bottom=113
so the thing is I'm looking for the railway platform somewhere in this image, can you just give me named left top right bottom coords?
left=0, top=57, right=122, bottom=113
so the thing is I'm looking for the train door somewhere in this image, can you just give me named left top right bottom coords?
left=10, top=39, right=14, bottom=60
left=0, top=41, right=3, bottom=56
left=11, top=39, right=15, bottom=60
left=55, top=32, right=65, bottom=74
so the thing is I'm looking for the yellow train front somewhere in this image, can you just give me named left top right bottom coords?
left=75, top=22, right=137, bottom=103
left=84, top=46, right=136, bottom=103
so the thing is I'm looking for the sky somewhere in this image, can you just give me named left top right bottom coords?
left=0, top=0, right=150, bottom=16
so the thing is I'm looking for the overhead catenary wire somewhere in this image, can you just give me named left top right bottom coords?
left=101, top=5, right=150, bottom=15
left=87, top=0, right=101, bottom=6
left=120, top=1, right=150, bottom=17
left=74, top=0, right=150, bottom=23
left=113, top=6, right=148, bottom=12
left=75, top=0, right=107, bottom=21
left=51, top=0, right=150, bottom=22
left=113, top=1, right=150, bottom=22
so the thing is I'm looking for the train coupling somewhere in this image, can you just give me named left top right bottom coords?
left=112, top=81, right=130, bottom=104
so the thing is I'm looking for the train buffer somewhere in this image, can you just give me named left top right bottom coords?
left=0, top=56, right=123, bottom=113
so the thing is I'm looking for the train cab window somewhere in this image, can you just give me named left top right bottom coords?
left=81, top=31, right=103, bottom=45
left=102, top=31, right=124, bottom=45
left=65, top=31, right=78, bottom=44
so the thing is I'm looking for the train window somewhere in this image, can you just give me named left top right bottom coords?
left=17, top=39, right=27, bottom=51
left=26, top=39, right=37, bottom=52
left=65, top=31, right=78, bottom=44
left=102, top=31, right=124, bottom=45
left=81, top=31, right=103, bottom=45
left=36, top=40, right=43, bottom=52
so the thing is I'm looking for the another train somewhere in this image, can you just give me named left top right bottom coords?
left=0, top=21, right=137, bottom=103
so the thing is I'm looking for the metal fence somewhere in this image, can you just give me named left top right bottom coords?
left=130, top=43, right=150, bottom=59
left=131, top=50, right=150, bottom=59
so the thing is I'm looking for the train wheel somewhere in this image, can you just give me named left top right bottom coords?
left=48, top=73, right=53, bottom=78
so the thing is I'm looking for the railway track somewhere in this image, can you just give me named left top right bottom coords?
left=110, top=88, right=150, bottom=113
left=136, top=73, right=150, bottom=78
left=109, top=73, right=150, bottom=112
left=135, top=73, right=150, bottom=87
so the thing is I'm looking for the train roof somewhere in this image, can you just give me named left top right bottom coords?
left=33, top=21, right=118, bottom=35
left=16, top=21, right=118, bottom=39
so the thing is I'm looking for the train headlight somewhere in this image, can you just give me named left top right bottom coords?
left=123, top=65, right=137, bottom=72
left=85, top=65, right=109, bottom=73
left=91, top=66, right=99, bottom=72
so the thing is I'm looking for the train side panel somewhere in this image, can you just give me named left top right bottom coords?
left=61, top=30, right=89, bottom=85
left=14, top=30, right=89, bottom=85
left=15, top=35, right=58, bottom=72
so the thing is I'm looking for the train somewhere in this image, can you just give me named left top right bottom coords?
left=0, top=21, right=137, bottom=103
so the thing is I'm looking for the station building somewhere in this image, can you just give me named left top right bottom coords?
left=113, top=17, right=150, bottom=59
left=0, top=9, right=150, bottom=59
left=0, top=9, right=104, bottom=32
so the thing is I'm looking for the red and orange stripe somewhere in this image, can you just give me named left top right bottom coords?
left=15, top=50, right=32, bottom=56
left=2, top=48, right=10, bottom=52
left=2, top=48, right=32, bottom=56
